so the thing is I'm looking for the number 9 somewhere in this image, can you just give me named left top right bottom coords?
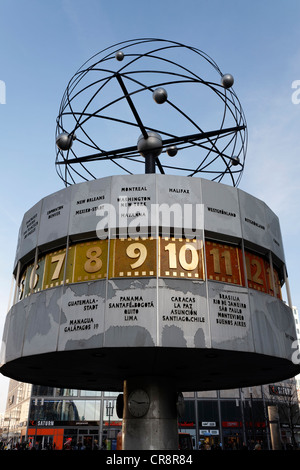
left=126, top=243, right=147, bottom=269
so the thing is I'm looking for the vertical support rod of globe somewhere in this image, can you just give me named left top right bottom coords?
left=122, top=377, right=179, bottom=450
left=145, top=155, right=156, bottom=174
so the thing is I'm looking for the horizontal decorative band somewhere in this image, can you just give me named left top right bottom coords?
left=18, top=237, right=282, bottom=301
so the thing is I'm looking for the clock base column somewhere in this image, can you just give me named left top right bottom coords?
left=122, top=376, right=179, bottom=450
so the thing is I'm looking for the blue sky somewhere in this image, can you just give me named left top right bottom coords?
left=1, top=0, right=300, bottom=413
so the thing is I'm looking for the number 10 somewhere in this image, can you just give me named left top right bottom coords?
left=164, top=241, right=202, bottom=271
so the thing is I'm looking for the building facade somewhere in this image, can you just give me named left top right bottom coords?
left=292, top=306, right=300, bottom=408
left=1, top=379, right=299, bottom=450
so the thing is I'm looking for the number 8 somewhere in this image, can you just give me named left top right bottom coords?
left=84, top=246, right=102, bottom=273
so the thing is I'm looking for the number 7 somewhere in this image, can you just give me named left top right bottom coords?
left=51, top=253, right=66, bottom=280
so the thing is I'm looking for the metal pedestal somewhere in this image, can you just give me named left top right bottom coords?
left=268, top=406, right=282, bottom=450
left=122, top=376, right=179, bottom=450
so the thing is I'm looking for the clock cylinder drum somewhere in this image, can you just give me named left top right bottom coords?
left=0, top=174, right=298, bottom=393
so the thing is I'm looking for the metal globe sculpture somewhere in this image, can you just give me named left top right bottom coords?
left=55, top=38, right=247, bottom=187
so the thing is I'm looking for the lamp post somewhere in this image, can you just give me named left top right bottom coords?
left=106, top=401, right=114, bottom=450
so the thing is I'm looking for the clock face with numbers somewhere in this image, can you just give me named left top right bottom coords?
left=128, top=389, right=150, bottom=417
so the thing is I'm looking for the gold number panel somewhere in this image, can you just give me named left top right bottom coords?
left=159, top=238, right=205, bottom=279
left=245, top=250, right=282, bottom=299
left=205, top=241, right=244, bottom=286
left=43, top=247, right=74, bottom=289
left=73, top=240, right=108, bottom=282
left=19, top=257, right=45, bottom=299
left=109, top=238, right=156, bottom=278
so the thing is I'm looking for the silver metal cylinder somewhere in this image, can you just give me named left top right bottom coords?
left=122, top=376, right=179, bottom=450
left=268, top=406, right=281, bottom=450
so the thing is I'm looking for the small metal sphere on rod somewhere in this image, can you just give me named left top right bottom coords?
left=56, top=133, right=76, bottom=151
left=166, top=146, right=178, bottom=157
left=231, top=156, right=240, bottom=166
left=153, top=88, right=168, bottom=104
left=221, top=74, right=234, bottom=89
left=115, top=50, right=124, bottom=61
